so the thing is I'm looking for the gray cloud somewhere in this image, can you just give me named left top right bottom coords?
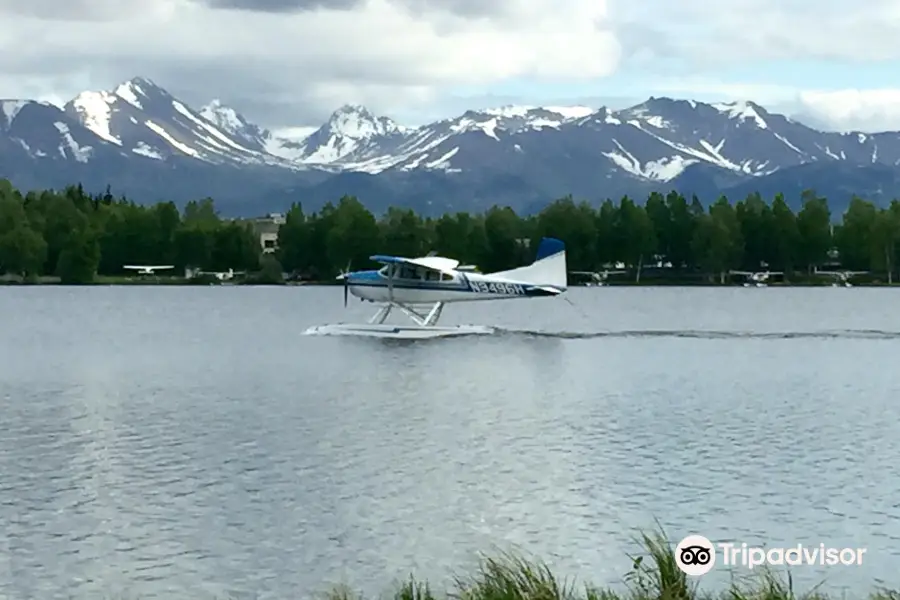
left=7, top=0, right=900, bottom=135
left=391, top=0, right=503, bottom=18
left=196, top=0, right=508, bottom=18
left=198, top=0, right=360, bottom=12
left=0, top=0, right=139, bottom=20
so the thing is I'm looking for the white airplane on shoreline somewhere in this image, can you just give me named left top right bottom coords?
left=730, top=269, right=782, bottom=287
left=570, top=269, right=626, bottom=286
left=304, top=237, right=568, bottom=338
left=813, top=268, right=868, bottom=287
left=123, top=265, right=174, bottom=275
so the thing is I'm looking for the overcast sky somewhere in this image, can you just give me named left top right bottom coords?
left=2, top=0, right=900, bottom=135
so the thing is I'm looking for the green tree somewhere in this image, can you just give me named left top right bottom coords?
left=481, top=206, right=523, bottom=272
left=434, top=212, right=483, bottom=266
left=0, top=224, right=47, bottom=279
left=665, top=191, right=696, bottom=268
left=56, top=227, right=100, bottom=284
left=735, top=192, right=773, bottom=269
left=325, top=196, right=381, bottom=273
left=693, top=196, right=743, bottom=282
left=795, top=190, right=832, bottom=273
left=595, top=199, right=617, bottom=266
left=381, top=207, right=430, bottom=258
left=770, top=193, right=800, bottom=276
left=871, top=203, right=900, bottom=282
left=615, top=196, right=656, bottom=282
left=644, top=192, right=671, bottom=263
left=835, top=196, right=877, bottom=270
left=534, top=196, right=597, bottom=271
left=211, top=222, right=260, bottom=272
left=277, top=203, right=312, bottom=276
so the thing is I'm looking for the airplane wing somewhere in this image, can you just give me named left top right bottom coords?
left=729, top=270, right=752, bottom=275
left=123, top=265, right=174, bottom=270
left=369, top=254, right=460, bottom=275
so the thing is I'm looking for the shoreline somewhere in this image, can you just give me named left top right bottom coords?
left=2, top=278, right=898, bottom=287
left=316, top=530, right=893, bottom=600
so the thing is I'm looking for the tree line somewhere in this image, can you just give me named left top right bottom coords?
left=1, top=178, right=899, bottom=284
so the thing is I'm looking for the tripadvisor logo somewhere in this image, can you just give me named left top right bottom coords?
left=675, top=535, right=715, bottom=576
left=674, top=535, right=867, bottom=576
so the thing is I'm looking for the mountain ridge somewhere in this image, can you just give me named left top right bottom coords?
left=3, top=77, right=900, bottom=218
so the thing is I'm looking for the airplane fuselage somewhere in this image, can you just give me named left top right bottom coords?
left=344, top=265, right=558, bottom=304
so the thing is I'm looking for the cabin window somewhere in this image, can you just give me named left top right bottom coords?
left=424, top=270, right=439, bottom=281
left=442, top=273, right=453, bottom=281
left=398, top=266, right=417, bottom=279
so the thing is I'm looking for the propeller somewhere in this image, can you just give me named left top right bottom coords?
left=336, top=260, right=352, bottom=307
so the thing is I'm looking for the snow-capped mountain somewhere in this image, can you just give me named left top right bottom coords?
left=285, top=97, right=900, bottom=182
left=285, top=104, right=597, bottom=173
left=54, top=77, right=299, bottom=168
left=4, top=76, right=900, bottom=217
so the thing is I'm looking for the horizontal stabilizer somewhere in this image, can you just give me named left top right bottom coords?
left=530, top=285, right=564, bottom=295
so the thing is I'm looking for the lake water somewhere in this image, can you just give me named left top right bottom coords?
left=1, top=286, right=899, bottom=600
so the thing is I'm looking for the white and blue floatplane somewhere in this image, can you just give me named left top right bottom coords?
left=303, top=237, right=568, bottom=338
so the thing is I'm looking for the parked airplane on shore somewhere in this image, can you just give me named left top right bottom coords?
left=569, top=269, right=626, bottom=286
left=123, top=265, right=174, bottom=275
left=730, top=270, right=782, bottom=287
left=813, top=268, right=868, bottom=287
left=304, top=238, right=568, bottom=338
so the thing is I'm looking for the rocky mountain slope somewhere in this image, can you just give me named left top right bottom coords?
left=2, top=76, right=899, bottom=216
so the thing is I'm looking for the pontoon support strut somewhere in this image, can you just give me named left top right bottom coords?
left=368, top=301, right=444, bottom=327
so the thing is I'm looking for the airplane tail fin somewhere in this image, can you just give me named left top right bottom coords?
left=491, top=237, right=567, bottom=292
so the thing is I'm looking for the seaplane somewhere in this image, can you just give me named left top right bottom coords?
left=813, top=268, right=868, bottom=287
left=569, top=269, right=626, bottom=287
left=123, top=265, right=175, bottom=275
left=303, top=237, right=568, bottom=339
left=729, top=269, right=782, bottom=287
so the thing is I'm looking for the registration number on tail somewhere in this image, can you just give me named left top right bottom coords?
left=470, top=280, right=525, bottom=295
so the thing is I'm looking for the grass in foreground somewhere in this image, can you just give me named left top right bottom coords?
left=320, top=529, right=897, bottom=600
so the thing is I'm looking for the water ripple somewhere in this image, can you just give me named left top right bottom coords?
left=1, top=287, right=899, bottom=599
left=497, top=328, right=900, bottom=339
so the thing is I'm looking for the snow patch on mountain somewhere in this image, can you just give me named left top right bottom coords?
left=1, top=100, right=29, bottom=128
left=69, top=91, right=120, bottom=144
left=53, top=121, right=92, bottom=162
left=114, top=80, right=145, bottom=109
left=712, top=101, right=768, bottom=129
left=481, top=104, right=595, bottom=120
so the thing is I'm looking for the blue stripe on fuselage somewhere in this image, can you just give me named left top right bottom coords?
left=347, top=269, right=468, bottom=291
left=344, top=269, right=559, bottom=296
